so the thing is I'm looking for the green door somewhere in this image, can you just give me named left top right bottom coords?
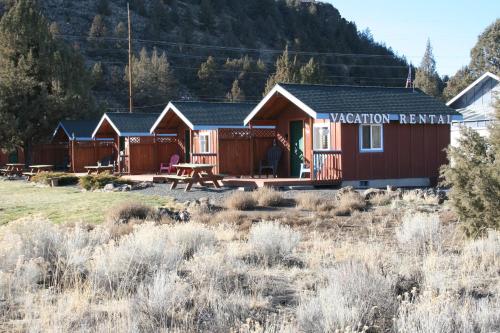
left=290, top=121, right=304, bottom=178
left=185, top=130, right=191, bottom=163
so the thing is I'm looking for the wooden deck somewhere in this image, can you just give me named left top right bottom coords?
left=222, top=177, right=341, bottom=189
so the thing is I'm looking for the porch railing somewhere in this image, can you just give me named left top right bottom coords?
left=312, top=150, right=342, bottom=181
left=191, top=153, right=217, bottom=165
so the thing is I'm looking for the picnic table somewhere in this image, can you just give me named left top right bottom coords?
left=84, top=165, right=114, bottom=175
left=23, top=165, right=54, bottom=180
left=0, top=163, right=25, bottom=176
left=167, top=163, right=224, bottom=192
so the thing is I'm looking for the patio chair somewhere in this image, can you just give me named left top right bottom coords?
left=160, top=154, right=180, bottom=174
left=259, top=146, right=282, bottom=178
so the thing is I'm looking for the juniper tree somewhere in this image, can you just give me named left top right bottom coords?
left=441, top=99, right=500, bottom=237
left=226, top=79, right=245, bottom=102
left=197, top=56, right=223, bottom=98
left=0, top=0, right=95, bottom=155
left=414, top=39, right=442, bottom=97
left=300, top=58, right=324, bottom=84
left=264, top=46, right=300, bottom=94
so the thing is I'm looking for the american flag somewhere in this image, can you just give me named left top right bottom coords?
left=405, top=66, right=413, bottom=88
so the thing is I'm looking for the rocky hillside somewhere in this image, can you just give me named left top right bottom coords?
left=0, top=0, right=410, bottom=110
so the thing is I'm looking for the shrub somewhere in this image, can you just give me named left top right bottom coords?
left=225, top=191, right=257, bottom=211
left=247, top=221, right=301, bottom=265
left=106, top=202, right=156, bottom=225
left=396, top=213, right=441, bottom=254
left=370, top=192, right=393, bottom=206
left=334, top=191, right=366, bottom=215
left=31, top=172, right=79, bottom=186
left=297, top=261, right=396, bottom=332
left=134, top=271, right=191, bottom=331
left=89, top=223, right=182, bottom=292
left=295, top=192, right=333, bottom=211
left=78, top=172, right=133, bottom=191
left=395, top=293, right=500, bottom=333
left=168, top=223, right=217, bottom=258
left=253, top=187, right=284, bottom=207
left=440, top=111, right=500, bottom=237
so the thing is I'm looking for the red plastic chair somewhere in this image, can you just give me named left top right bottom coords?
left=160, top=154, right=180, bottom=174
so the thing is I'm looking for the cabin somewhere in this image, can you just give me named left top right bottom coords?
left=244, top=83, right=462, bottom=188
left=447, top=72, right=499, bottom=146
left=92, top=112, right=163, bottom=174
left=150, top=101, right=277, bottom=176
left=46, top=120, right=114, bottom=172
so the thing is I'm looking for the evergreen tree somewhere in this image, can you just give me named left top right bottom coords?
left=470, top=19, right=500, bottom=76
left=442, top=66, right=475, bottom=102
left=441, top=99, right=500, bottom=237
left=91, top=62, right=104, bottom=88
left=226, top=79, right=245, bottom=102
left=114, top=21, right=126, bottom=48
left=199, top=0, right=215, bottom=32
left=197, top=56, right=223, bottom=98
left=300, top=58, right=324, bottom=84
left=124, top=47, right=178, bottom=106
left=88, top=14, right=107, bottom=47
left=264, top=46, right=299, bottom=94
left=0, top=0, right=95, bottom=154
left=414, top=39, right=441, bottom=97
left=49, top=21, right=59, bottom=36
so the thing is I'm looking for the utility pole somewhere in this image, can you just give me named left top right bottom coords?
left=127, top=2, right=133, bottom=113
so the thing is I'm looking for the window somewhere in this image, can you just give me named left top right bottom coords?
left=360, top=124, right=383, bottom=152
left=313, top=124, right=330, bottom=150
left=199, top=133, right=210, bottom=153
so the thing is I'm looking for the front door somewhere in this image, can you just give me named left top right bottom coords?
left=290, top=120, right=304, bottom=178
left=185, top=130, right=191, bottom=163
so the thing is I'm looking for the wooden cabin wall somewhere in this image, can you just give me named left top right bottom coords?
left=191, top=130, right=218, bottom=170
left=0, top=147, right=25, bottom=165
left=71, top=141, right=114, bottom=173
left=341, top=123, right=450, bottom=184
left=127, top=137, right=158, bottom=175
left=30, top=144, right=68, bottom=168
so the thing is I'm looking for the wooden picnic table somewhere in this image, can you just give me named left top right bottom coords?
left=1, top=163, right=25, bottom=176
left=23, top=165, right=54, bottom=180
left=84, top=165, right=114, bottom=175
left=167, top=163, right=224, bottom=192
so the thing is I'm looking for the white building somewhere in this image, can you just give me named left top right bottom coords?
left=447, top=72, right=499, bottom=146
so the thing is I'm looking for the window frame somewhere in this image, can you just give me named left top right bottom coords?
left=199, top=132, right=211, bottom=154
left=359, top=124, right=384, bottom=153
left=312, top=123, right=331, bottom=151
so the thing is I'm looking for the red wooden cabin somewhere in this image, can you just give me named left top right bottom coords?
left=244, top=84, right=463, bottom=187
left=150, top=101, right=276, bottom=176
left=42, top=120, right=113, bottom=172
left=92, top=112, right=179, bottom=174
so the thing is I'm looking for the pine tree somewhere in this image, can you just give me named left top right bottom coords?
left=470, top=19, right=500, bottom=76
left=0, top=0, right=95, bottom=154
left=226, top=79, right=245, bottom=102
left=264, top=46, right=299, bottom=94
left=414, top=39, right=441, bottom=97
left=91, top=62, right=104, bottom=88
left=300, top=58, right=324, bottom=84
left=114, top=21, right=126, bottom=48
left=442, top=66, right=475, bottom=102
left=88, top=14, right=107, bottom=47
left=124, top=47, right=178, bottom=105
left=197, top=56, right=223, bottom=98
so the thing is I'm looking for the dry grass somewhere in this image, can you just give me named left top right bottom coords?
left=225, top=191, right=258, bottom=211
left=253, top=187, right=285, bottom=207
left=370, top=192, right=393, bottom=206
left=1, top=188, right=498, bottom=332
left=333, top=191, right=367, bottom=216
left=295, top=192, right=334, bottom=211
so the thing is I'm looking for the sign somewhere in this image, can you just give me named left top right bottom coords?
left=329, top=113, right=453, bottom=125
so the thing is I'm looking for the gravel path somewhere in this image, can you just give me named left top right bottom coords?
left=136, top=184, right=340, bottom=205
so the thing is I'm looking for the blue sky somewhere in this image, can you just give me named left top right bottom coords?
left=326, top=0, right=499, bottom=76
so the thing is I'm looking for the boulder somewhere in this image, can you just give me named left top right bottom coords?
left=363, top=188, right=382, bottom=200
left=103, top=183, right=115, bottom=192
left=132, top=181, right=153, bottom=191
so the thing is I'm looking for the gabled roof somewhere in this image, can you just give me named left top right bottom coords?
left=53, top=120, right=99, bottom=140
left=93, top=112, right=161, bottom=137
left=245, top=83, right=460, bottom=124
left=446, top=72, right=500, bottom=107
left=151, top=101, right=256, bottom=132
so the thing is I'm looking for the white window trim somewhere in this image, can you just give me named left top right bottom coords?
left=359, top=124, right=384, bottom=153
left=199, top=132, right=211, bottom=154
left=313, top=123, right=331, bottom=151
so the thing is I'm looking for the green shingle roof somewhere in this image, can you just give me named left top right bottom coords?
left=56, top=120, right=99, bottom=140
left=105, top=112, right=161, bottom=135
left=171, top=101, right=256, bottom=127
left=279, top=83, right=461, bottom=116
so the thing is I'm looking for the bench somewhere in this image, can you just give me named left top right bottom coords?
left=22, top=172, right=37, bottom=180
